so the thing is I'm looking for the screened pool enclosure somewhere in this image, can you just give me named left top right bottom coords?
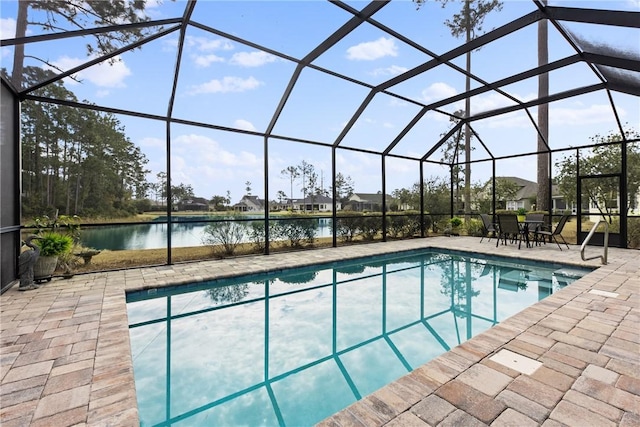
left=1, top=0, right=639, bottom=292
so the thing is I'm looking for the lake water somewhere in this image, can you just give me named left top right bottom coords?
left=80, top=217, right=334, bottom=250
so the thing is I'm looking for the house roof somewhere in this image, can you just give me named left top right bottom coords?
left=498, top=176, right=538, bottom=201
left=498, top=176, right=563, bottom=200
left=351, top=193, right=393, bottom=203
left=234, top=195, right=265, bottom=207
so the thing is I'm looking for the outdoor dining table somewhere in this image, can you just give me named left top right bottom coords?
left=520, top=220, right=544, bottom=248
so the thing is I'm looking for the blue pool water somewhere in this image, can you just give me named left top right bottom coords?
left=126, top=249, right=592, bottom=427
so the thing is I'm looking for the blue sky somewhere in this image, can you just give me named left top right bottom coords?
left=1, top=0, right=639, bottom=204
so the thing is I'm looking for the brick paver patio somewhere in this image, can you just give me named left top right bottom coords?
left=1, top=237, right=638, bottom=426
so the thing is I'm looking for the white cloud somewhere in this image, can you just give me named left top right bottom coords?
left=49, top=55, right=131, bottom=88
left=370, top=65, right=408, bottom=76
left=188, top=76, right=262, bottom=94
left=230, top=51, right=277, bottom=67
left=424, top=85, right=517, bottom=118
left=161, top=38, right=178, bottom=52
left=173, top=134, right=261, bottom=169
left=480, top=103, right=625, bottom=129
left=171, top=162, right=193, bottom=187
left=164, top=36, right=235, bottom=65
left=470, top=92, right=517, bottom=114
left=1, top=18, right=16, bottom=39
left=346, top=37, right=398, bottom=61
left=234, top=119, right=257, bottom=132
left=550, top=104, right=623, bottom=125
left=95, top=89, right=110, bottom=98
left=193, top=54, right=225, bottom=67
left=355, top=118, right=394, bottom=130
left=1, top=18, right=16, bottom=58
left=389, top=98, right=408, bottom=108
left=186, top=36, right=234, bottom=52
left=421, top=82, right=457, bottom=103
left=480, top=110, right=530, bottom=129
left=519, top=92, right=538, bottom=102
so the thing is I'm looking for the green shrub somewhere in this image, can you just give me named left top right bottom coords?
left=361, top=215, right=382, bottom=240
left=387, top=214, right=408, bottom=238
left=401, top=211, right=427, bottom=237
left=435, top=219, right=450, bottom=234
left=273, top=215, right=318, bottom=247
left=465, top=218, right=484, bottom=237
left=247, top=220, right=266, bottom=252
left=609, top=217, right=640, bottom=249
left=379, top=212, right=430, bottom=239
left=132, top=199, right=152, bottom=214
left=516, top=207, right=528, bottom=216
left=449, top=217, right=463, bottom=228
left=35, top=232, right=73, bottom=257
left=336, top=212, right=363, bottom=242
left=202, top=219, right=247, bottom=256
left=430, top=214, right=449, bottom=232
left=628, top=217, right=640, bottom=249
left=422, top=214, right=433, bottom=234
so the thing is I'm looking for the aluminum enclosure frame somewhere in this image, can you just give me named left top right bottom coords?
left=1, top=0, right=638, bottom=290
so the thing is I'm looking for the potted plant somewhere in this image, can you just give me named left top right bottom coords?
left=28, top=213, right=80, bottom=282
left=517, top=208, right=528, bottom=222
left=33, top=232, right=73, bottom=282
left=441, top=216, right=463, bottom=236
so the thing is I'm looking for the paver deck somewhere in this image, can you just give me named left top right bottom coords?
left=1, top=237, right=638, bottom=426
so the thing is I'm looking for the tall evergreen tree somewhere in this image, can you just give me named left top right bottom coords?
left=19, top=66, right=149, bottom=218
left=414, top=0, right=503, bottom=217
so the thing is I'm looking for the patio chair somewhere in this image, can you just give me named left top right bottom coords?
left=534, top=214, right=571, bottom=250
left=479, top=214, right=498, bottom=243
left=536, top=215, right=569, bottom=250
left=525, top=213, right=544, bottom=244
left=533, top=214, right=553, bottom=243
left=525, top=213, right=544, bottom=223
left=496, top=214, right=527, bottom=249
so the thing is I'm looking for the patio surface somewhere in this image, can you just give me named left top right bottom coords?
left=1, top=236, right=638, bottom=426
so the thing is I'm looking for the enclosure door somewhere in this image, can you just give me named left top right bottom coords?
left=578, top=175, right=624, bottom=247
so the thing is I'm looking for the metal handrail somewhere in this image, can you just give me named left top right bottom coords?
left=580, top=219, right=609, bottom=265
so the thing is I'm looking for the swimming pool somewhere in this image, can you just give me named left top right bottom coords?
left=126, top=249, right=592, bottom=427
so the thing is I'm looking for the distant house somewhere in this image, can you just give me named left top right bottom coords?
left=346, top=193, right=394, bottom=212
left=551, top=185, right=575, bottom=214
left=502, top=177, right=538, bottom=211
left=178, top=197, right=209, bottom=211
left=233, top=195, right=265, bottom=212
left=492, top=177, right=574, bottom=213
left=276, top=195, right=341, bottom=212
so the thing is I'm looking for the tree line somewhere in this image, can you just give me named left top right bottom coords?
left=280, top=162, right=355, bottom=209
left=17, top=67, right=149, bottom=219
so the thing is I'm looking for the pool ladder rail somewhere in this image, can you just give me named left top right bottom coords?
left=580, top=219, right=609, bottom=265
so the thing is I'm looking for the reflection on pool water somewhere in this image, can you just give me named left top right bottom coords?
left=126, top=249, right=592, bottom=427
